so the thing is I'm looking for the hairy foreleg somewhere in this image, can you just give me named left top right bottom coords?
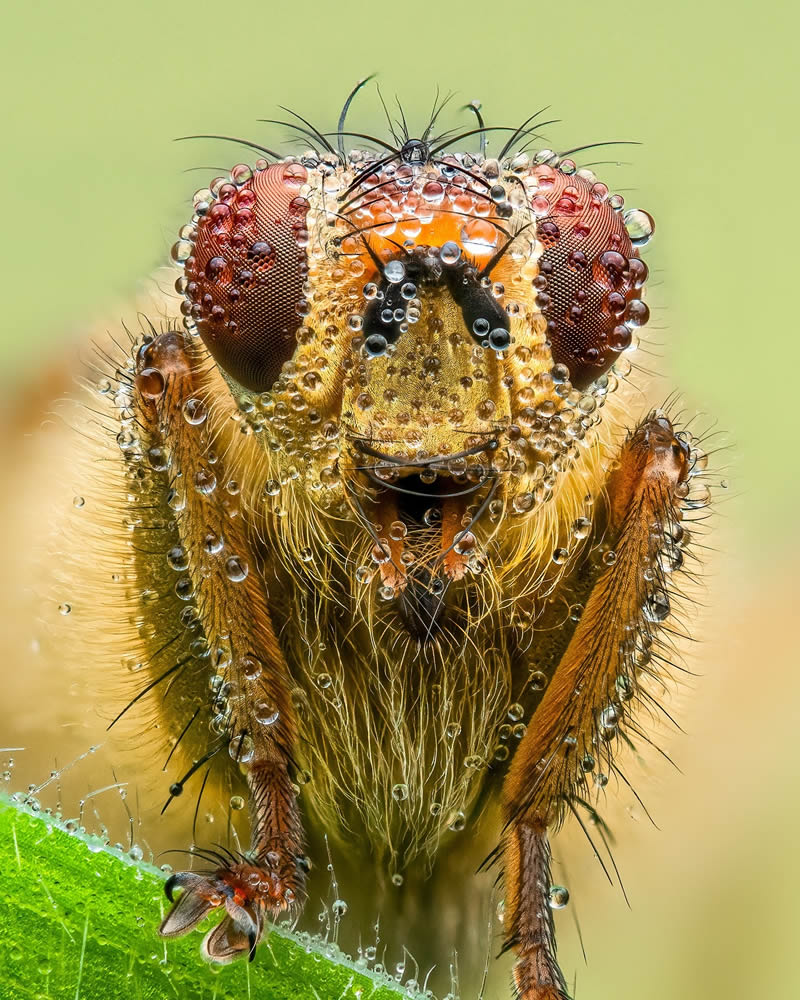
left=128, top=332, right=305, bottom=961
left=501, top=412, right=693, bottom=999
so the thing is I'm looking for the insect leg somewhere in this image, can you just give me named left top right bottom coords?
left=130, top=331, right=305, bottom=962
left=501, top=411, right=693, bottom=999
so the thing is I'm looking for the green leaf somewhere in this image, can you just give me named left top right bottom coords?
left=0, top=793, right=408, bottom=1000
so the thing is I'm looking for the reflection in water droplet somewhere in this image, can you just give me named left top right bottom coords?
left=391, top=783, right=408, bottom=802
left=225, top=556, right=249, bottom=582
left=229, top=734, right=254, bottom=763
left=623, top=208, right=655, bottom=246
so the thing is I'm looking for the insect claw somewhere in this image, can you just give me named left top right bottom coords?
left=164, top=873, right=178, bottom=903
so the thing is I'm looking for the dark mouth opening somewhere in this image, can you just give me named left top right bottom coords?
left=368, top=471, right=494, bottom=643
left=349, top=436, right=499, bottom=642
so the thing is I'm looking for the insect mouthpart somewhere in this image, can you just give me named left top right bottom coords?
left=349, top=434, right=502, bottom=639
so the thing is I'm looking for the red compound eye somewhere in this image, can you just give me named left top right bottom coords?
left=176, top=163, right=311, bottom=392
left=531, top=163, right=653, bottom=389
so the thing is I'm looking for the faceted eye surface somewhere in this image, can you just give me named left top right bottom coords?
left=179, top=163, right=311, bottom=392
left=531, top=164, right=652, bottom=388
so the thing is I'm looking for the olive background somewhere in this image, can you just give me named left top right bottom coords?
left=1, top=1, right=797, bottom=998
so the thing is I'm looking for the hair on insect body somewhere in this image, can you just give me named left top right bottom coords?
left=13, top=79, right=720, bottom=999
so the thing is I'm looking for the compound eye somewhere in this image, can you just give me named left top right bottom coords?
left=174, top=163, right=311, bottom=392
left=531, top=165, right=653, bottom=389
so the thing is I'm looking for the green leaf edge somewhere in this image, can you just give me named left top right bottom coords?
left=0, top=792, right=415, bottom=1000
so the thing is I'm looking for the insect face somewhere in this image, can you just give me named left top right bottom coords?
left=22, top=88, right=711, bottom=1000
left=173, top=146, right=653, bottom=641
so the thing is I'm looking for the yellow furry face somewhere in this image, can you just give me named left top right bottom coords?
left=171, top=137, right=651, bottom=647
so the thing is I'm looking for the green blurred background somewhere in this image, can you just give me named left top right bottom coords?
left=1, top=1, right=797, bottom=997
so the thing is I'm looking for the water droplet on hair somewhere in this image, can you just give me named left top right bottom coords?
left=548, top=885, right=570, bottom=909
left=228, top=734, right=254, bottom=763
left=225, top=556, right=249, bottom=582
left=183, top=398, right=207, bottom=425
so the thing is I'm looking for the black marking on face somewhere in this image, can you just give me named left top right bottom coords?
left=361, top=249, right=510, bottom=356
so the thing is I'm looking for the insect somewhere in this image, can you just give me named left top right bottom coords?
left=24, top=82, right=714, bottom=998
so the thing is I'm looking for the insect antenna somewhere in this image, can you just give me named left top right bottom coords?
left=337, top=75, right=377, bottom=159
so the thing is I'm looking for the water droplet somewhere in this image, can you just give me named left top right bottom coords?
left=384, top=260, right=406, bottom=284
left=167, top=545, right=189, bottom=571
left=246, top=696, right=278, bottom=726
left=449, top=811, right=466, bottom=832
left=440, top=241, right=462, bottom=265
left=171, top=239, right=193, bottom=263
left=548, top=885, right=570, bottom=909
left=183, top=398, right=207, bottom=425
left=623, top=208, right=655, bottom=246
left=332, top=898, right=348, bottom=917
left=508, top=702, right=524, bottom=722
left=572, top=517, right=591, bottom=539
left=194, top=468, right=217, bottom=494
left=644, top=590, right=670, bottom=622
left=225, top=556, right=249, bottom=582
left=389, top=520, right=407, bottom=541
left=228, top=734, right=254, bottom=763
left=58, top=603, right=71, bottom=616
left=230, top=794, right=245, bottom=810
left=530, top=670, right=548, bottom=691
left=391, top=783, right=409, bottom=802
left=174, top=577, right=194, bottom=601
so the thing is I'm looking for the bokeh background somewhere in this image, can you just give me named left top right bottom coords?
left=1, top=1, right=797, bottom=997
